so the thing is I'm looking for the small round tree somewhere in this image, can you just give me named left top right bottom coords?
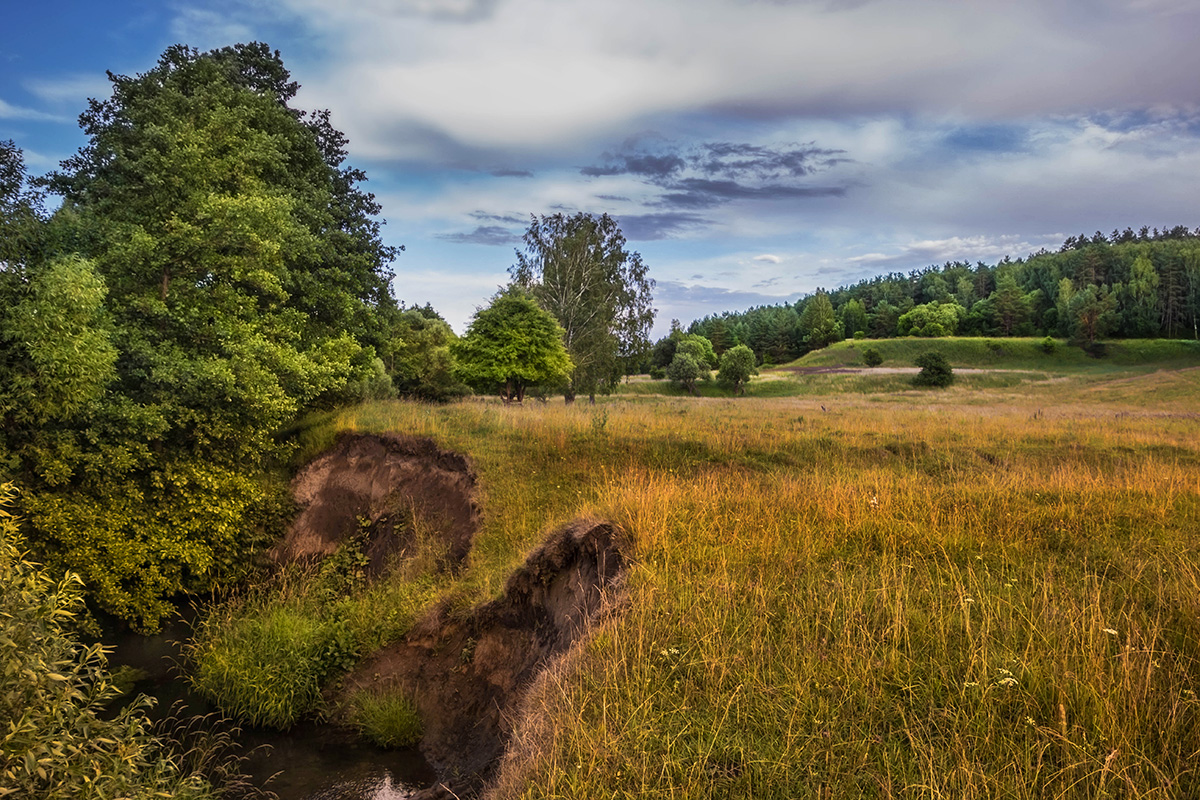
left=862, top=348, right=883, bottom=367
left=453, top=289, right=573, bottom=403
left=912, top=351, right=954, bottom=387
left=717, top=344, right=757, bottom=395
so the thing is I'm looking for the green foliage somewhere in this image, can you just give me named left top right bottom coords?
left=381, top=309, right=467, bottom=401
left=716, top=344, right=757, bottom=395
left=1041, top=336, right=1057, bottom=354
left=0, top=484, right=214, bottom=800
left=9, top=44, right=400, bottom=629
left=861, top=348, right=883, bottom=367
left=511, top=213, right=655, bottom=400
left=453, top=288, right=573, bottom=403
left=667, top=336, right=715, bottom=396
left=347, top=689, right=424, bottom=748
left=898, top=300, right=965, bottom=337
left=797, top=291, right=841, bottom=350
left=190, top=601, right=357, bottom=729
left=912, top=351, right=955, bottom=387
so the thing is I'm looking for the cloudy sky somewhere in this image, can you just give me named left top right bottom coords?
left=3, top=0, right=1199, bottom=335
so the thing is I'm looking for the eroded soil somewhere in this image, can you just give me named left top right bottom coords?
left=334, top=518, right=628, bottom=800
left=272, top=433, right=478, bottom=573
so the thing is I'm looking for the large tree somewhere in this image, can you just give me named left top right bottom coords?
left=453, top=289, right=573, bottom=404
left=24, top=44, right=400, bottom=630
left=510, top=212, right=655, bottom=402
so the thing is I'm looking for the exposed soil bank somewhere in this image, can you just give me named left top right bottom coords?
left=336, top=519, right=629, bottom=800
left=272, top=433, right=479, bottom=572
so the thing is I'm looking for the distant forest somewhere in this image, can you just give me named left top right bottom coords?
left=677, top=228, right=1200, bottom=366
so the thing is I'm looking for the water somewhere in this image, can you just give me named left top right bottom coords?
left=105, top=621, right=436, bottom=799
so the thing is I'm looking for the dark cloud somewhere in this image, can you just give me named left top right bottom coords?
left=655, top=280, right=799, bottom=327
left=470, top=210, right=528, bottom=224
left=595, top=194, right=631, bottom=202
left=490, top=168, right=534, bottom=177
left=580, top=138, right=851, bottom=218
left=618, top=212, right=710, bottom=241
left=436, top=225, right=520, bottom=245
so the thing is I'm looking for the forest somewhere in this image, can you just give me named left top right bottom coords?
left=679, top=230, right=1200, bottom=367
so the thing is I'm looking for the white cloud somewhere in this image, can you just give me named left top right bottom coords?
left=24, top=75, right=113, bottom=106
left=0, top=98, right=66, bottom=122
left=754, top=254, right=781, bottom=264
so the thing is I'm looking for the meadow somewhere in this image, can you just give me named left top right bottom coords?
left=199, top=344, right=1200, bottom=798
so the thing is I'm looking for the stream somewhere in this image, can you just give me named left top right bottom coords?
left=106, top=620, right=437, bottom=799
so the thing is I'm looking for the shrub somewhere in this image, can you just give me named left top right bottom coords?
left=0, top=484, right=214, bottom=800
left=717, top=344, right=757, bottom=395
left=912, top=351, right=954, bottom=387
left=1041, top=336, right=1057, bottom=354
left=862, top=348, right=883, bottom=367
left=347, top=689, right=424, bottom=747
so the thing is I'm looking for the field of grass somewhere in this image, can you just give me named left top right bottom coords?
left=200, top=358, right=1200, bottom=798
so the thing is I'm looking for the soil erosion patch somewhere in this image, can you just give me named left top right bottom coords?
left=337, top=519, right=629, bottom=799
left=271, top=433, right=478, bottom=573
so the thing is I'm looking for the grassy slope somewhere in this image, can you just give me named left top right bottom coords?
left=263, top=362, right=1200, bottom=799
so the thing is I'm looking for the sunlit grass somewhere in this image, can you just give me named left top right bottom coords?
left=203, top=361, right=1200, bottom=797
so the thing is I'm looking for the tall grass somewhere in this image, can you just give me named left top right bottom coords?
left=200, top=366, right=1200, bottom=797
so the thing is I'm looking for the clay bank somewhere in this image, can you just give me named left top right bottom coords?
left=203, top=434, right=630, bottom=798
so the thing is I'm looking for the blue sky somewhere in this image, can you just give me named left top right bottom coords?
left=4, top=0, right=1199, bottom=336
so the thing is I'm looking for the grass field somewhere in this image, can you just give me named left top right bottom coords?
left=200, top=348, right=1200, bottom=798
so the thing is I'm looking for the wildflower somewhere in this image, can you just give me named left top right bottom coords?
left=1025, top=716, right=1036, bottom=726
left=964, top=681, right=979, bottom=688
left=964, top=597, right=975, bottom=604
left=998, top=677, right=1018, bottom=687
left=869, top=495, right=880, bottom=508
left=1103, top=628, right=1117, bottom=636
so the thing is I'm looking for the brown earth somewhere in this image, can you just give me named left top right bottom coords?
left=271, top=433, right=479, bottom=574
left=333, top=518, right=629, bottom=800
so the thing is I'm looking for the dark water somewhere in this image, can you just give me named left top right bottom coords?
left=105, top=621, right=436, bottom=799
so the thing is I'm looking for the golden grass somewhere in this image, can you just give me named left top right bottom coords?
left=294, top=371, right=1199, bottom=798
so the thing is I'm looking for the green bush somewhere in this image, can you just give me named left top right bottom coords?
left=1041, top=336, right=1057, bottom=354
left=912, top=351, right=955, bottom=387
left=190, top=603, right=357, bottom=729
left=347, top=689, right=424, bottom=748
left=0, top=484, right=214, bottom=800
left=862, top=348, right=883, bottom=367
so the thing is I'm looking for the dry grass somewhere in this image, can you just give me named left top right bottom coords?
left=288, top=369, right=1200, bottom=798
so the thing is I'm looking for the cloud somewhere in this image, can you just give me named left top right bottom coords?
left=435, top=225, right=521, bottom=245
left=24, top=74, right=113, bottom=106
left=266, top=0, right=1200, bottom=162
left=754, top=254, right=781, bottom=263
left=618, top=212, right=709, bottom=241
left=490, top=168, right=533, bottom=177
left=654, top=280, right=798, bottom=329
left=0, top=98, right=66, bottom=122
left=169, top=7, right=255, bottom=49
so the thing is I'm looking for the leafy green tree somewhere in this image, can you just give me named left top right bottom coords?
left=511, top=212, right=655, bottom=402
left=717, top=344, right=757, bottom=395
left=862, top=348, right=884, bottom=367
left=898, top=301, right=964, bottom=337
left=1067, top=284, right=1118, bottom=347
left=25, top=43, right=396, bottom=629
left=453, top=289, right=573, bottom=403
left=0, top=485, right=215, bottom=800
left=381, top=308, right=467, bottom=401
left=1125, top=254, right=1160, bottom=337
left=840, top=298, right=868, bottom=339
left=797, top=291, right=841, bottom=350
left=0, top=140, right=45, bottom=275
left=912, top=351, right=955, bottom=388
left=667, top=336, right=714, bottom=396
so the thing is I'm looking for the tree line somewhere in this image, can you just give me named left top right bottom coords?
left=680, top=231, right=1200, bottom=366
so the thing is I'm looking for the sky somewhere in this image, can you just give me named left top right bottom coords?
left=3, top=0, right=1199, bottom=337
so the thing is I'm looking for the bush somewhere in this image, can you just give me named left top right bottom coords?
left=648, top=366, right=665, bottom=380
left=0, top=484, right=214, bottom=800
left=862, top=348, right=883, bottom=367
left=717, top=344, right=757, bottom=395
left=347, top=689, right=424, bottom=747
left=912, top=351, right=954, bottom=387
left=1041, top=336, right=1057, bottom=354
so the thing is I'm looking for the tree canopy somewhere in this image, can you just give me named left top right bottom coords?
left=453, top=289, right=573, bottom=404
left=510, top=212, right=655, bottom=402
